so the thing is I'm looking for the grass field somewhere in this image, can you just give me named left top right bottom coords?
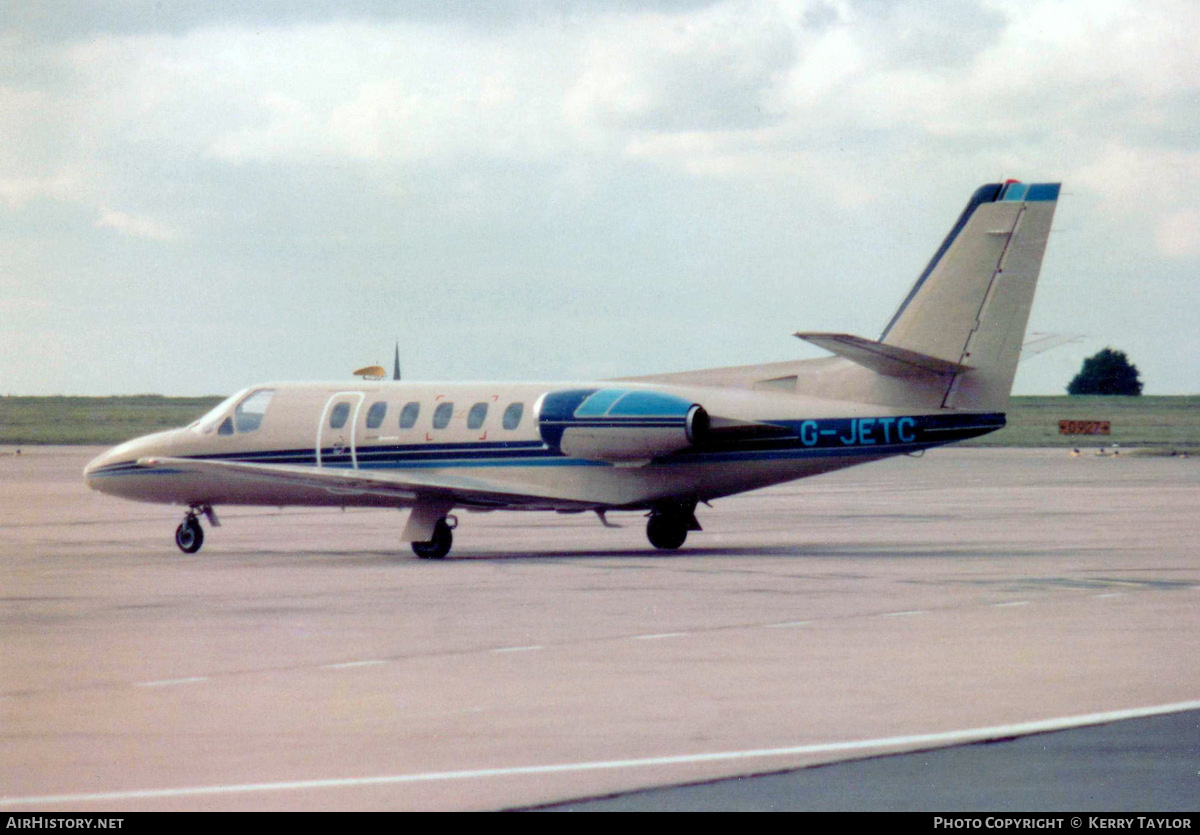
left=1, top=394, right=1197, bottom=449
left=0, top=395, right=223, bottom=446
left=960, top=395, right=1200, bottom=450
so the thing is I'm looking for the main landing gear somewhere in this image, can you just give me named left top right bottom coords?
left=173, top=505, right=218, bottom=554
left=412, top=516, right=456, bottom=559
left=645, top=500, right=701, bottom=551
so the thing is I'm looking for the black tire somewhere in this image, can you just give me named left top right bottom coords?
left=175, top=519, right=204, bottom=554
left=646, top=514, right=688, bottom=550
left=412, top=519, right=453, bottom=559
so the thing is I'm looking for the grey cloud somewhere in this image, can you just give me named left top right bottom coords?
left=628, top=40, right=798, bottom=131
left=802, top=2, right=842, bottom=31
left=574, top=13, right=800, bottom=134
left=7, top=0, right=728, bottom=41
left=847, top=0, right=1008, bottom=70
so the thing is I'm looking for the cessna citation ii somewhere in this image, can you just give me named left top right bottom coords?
left=85, top=181, right=1060, bottom=559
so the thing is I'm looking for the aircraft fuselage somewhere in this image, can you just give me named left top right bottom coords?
left=85, top=379, right=1001, bottom=513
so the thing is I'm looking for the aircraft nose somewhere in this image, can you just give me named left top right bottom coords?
left=84, top=445, right=127, bottom=491
left=84, top=447, right=111, bottom=476
left=83, top=431, right=174, bottom=494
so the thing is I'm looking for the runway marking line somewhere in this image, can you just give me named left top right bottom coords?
left=882, top=610, right=927, bottom=618
left=491, top=646, right=544, bottom=654
left=991, top=601, right=1031, bottom=608
left=633, top=632, right=690, bottom=640
left=133, top=677, right=208, bottom=688
left=320, top=660, right=386, bottom=669
left=6, top=699, right=1199, bottom=808
left=764, top=621, right=812, bottom=628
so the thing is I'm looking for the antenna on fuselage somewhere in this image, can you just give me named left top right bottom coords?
left=393, top=340, right=401, bottom=381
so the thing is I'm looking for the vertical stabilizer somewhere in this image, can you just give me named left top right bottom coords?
left=881, top=182, right=1060, bottom=412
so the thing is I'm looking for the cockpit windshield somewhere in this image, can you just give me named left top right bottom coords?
left=190, top=390, right=248, bottom=434
left=234, top=389, right=274, bottom=432
left=189, top=388, right=275, bottom=435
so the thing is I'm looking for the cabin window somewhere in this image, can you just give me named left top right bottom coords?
left=234, top=389, right=274, bottom=433
left=432, top=402, right=454, bottom=429
left=365, top=401, right=387, bottom=429
left=399, top=401, right=420, bottom=429
left=329, top=402, right=351, bottom=430
left=467, top=402, right=488, bottom=430
left=218, top=416, right=234, bottom=436
left=503, top=402, right=524, bottom=430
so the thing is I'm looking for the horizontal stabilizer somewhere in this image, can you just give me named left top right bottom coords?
left=794, top=332, right=973, bottom=378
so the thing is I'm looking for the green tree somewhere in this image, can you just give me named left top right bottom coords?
left=1067, top=348, right=1143, bottom=396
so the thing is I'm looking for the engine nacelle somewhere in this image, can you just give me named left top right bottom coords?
left=538, top=388, right=709, bottom=462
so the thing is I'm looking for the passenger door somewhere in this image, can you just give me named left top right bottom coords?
left=317, top=392, right=365, bottom=469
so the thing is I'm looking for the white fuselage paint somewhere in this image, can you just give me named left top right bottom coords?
left=83, top=379, right=986, bottom=513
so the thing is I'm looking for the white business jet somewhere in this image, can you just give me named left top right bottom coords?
left=85, top=181, right=1060, bottom=558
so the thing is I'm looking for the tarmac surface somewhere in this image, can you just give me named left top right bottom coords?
left=1, top=445, right=1198, bottom=811
left=535, top=707, right=1200, bottom=811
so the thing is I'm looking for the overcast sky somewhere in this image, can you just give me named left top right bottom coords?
left=4, top=0, right=1198, bottom=396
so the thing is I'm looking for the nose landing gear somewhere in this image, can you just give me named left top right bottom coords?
left=175, top=514, right=203, bottom=553
left=173, top=505, right=219, bottom=554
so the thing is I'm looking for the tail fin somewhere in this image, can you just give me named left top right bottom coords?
left=622, top=181, right=1059, bottom=411
left=880, top=181, right=1060, bottom=411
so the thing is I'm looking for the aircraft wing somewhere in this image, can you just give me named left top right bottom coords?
left=137, top=456, right=594, bottom=510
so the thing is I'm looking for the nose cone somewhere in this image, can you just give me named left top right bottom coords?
left=84, top=439, right=143, bottom=494
left=84, top=430, right=181, bottom=499
left=83, top=450, right=104, bottom=483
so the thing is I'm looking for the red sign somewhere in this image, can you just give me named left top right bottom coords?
left=1059, top=420, right=1111, bottom=435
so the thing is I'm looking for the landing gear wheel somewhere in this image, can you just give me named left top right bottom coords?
left=175, top=517, right=204, bottom=553
left=646, top=514, right=688, bottom=550
left=412, top=518, right=453, bottom=559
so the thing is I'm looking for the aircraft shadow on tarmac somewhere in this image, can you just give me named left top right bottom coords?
left=208, top=543, right=1042, bottom=563
left=446, top=545, right=1021, bottom=561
